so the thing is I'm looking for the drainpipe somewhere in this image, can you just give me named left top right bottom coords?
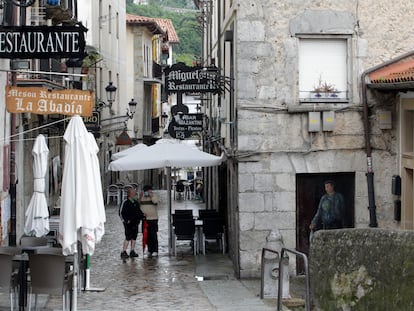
left=361, top=74, right=377, bottom=227
left=361, top=50, right=414, bottom=227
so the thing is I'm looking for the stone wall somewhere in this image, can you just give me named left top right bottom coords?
left=230, top=0, right=411, bottom=278
left=310, top=229, right=414, bottom=310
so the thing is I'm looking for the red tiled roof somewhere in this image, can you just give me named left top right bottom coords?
left=369, top=58, right=414, bottom=83
left=126, top=14, right=164, bottom=35
left=152, top=18, right=179, bottom=43
left=126, top=14, right=179, bottom=44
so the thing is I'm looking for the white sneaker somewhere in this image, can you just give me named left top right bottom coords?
left=152, top=252, right=158, bottom=257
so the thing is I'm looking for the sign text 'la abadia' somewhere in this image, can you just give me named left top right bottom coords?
left=6, top=86, right=94, bottom=117
left=0, top=25, right=87, bottom=59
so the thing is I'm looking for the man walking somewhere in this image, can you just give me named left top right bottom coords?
left=120, top=187, right=143, bottom=258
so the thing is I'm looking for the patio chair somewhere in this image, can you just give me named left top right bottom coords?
left=201, top=217, right=226, bottom=255
left=128, top=183, right=139, bottom=190
left=198, top=209, right=220, bottom=220
left=20, top=236, right=48, bottom=248
left=28, top=253, right=73, bottom=311
left=172, top=210, right=194, bottom=226
left=106, top=184, right=121, bottom=206
left=172, top=218, right=198, bottom=256
left=121, top=185, right=133, bottom=202
left=0, top=253, right=19, bottom=311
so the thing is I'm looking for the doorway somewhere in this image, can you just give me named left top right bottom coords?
left=296, top=172, right=355, bottom=274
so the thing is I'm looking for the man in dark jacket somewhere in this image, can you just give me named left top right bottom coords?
left=119, top=187, right=143, bottom=258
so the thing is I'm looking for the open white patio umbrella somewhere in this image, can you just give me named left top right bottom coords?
left=59, top=116, right=106, bottom=309
left=108, top=139, right=223, bottom=253
left=111, top=143, right=148, bottom=160
left=24, top=134, right=50, bottom=237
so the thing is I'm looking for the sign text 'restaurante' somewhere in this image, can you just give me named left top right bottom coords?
left=0, top=26, right=87, bottom=58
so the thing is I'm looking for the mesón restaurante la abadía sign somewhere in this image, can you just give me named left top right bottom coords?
left=6, top=86, right=94, bottom=117
left=0, top=25, right=87, bottom=59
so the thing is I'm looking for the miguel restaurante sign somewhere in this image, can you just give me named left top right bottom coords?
left=0, top=25, right=87, bottom=59
left=6, top=86, right=94, bottom=117
left=164, top=62, right=220, bottom=94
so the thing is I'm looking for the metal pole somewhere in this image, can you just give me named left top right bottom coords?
left=167, top=167, right=172, bottom=254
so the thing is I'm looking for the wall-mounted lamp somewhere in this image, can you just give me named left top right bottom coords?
left=127, top=98, right=137, bottom=119
left=98, top=82, right=117, bottom=111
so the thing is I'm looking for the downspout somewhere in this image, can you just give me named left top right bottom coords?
left=361, top=73, right=377, bottom=227
left=361, top=50, right=414, bottom=227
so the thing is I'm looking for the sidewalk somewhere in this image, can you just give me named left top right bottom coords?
left=1, top=192, right=303, bottom=310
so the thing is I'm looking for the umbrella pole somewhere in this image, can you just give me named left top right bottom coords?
left=73, top=249, right=78, bottom=311
left=167, top=167, right=172, bottom=255
left=83, top=254, right=106, bottom=292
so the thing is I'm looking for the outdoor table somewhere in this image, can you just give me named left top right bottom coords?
left=13, top=248, right=74, bottom=310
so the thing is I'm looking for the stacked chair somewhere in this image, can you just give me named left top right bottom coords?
left=0, top=247, right=21, bottom=311
left=172, top=210, right=197, bottom=255
left=198, top=210, right=226, bottom=255
left=28, top=253, right=73, bottom=311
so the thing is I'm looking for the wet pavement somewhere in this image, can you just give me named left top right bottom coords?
left=1, top=192, right=304, bottom=310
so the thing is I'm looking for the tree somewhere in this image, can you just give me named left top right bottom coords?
left=126, top=1, right=201, bottom=66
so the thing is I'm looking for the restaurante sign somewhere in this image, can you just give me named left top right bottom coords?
left=6, top=86, right=94, bottom=116
left=164, top=62, right=220, bottom=94
left=0, top=25, right=87, bottom=59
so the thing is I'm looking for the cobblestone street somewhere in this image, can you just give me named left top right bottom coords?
left=39, top=192, right=279, bottom=310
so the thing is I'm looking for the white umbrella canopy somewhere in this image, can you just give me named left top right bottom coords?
left=24, top=134, right=50, bottom=237
left=108, top=139, right=223, bottom=171
left=108, top=138, right=223, bottom=254
left=59, top=116, right=106, bottom=256
left=111, top=143, right=148, bottom=160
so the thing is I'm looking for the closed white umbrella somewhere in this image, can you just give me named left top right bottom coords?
left=59, top=116, right=106, bottom=309
left=24, top=134, right=50, bottom=237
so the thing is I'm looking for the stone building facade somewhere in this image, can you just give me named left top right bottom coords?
left=197, top=0, right=414, bottom=277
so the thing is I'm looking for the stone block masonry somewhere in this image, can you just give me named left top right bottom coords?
left=310, top=229, right=414, bottom=310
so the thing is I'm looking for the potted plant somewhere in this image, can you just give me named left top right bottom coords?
left=311, top=77, right=339, bottom=98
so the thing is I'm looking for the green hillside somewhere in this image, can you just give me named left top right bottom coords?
left=126, top=0, right=201, bottom=65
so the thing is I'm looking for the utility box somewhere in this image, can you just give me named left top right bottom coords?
left=308, top=112, right=321, bottom=132
left=323, top=111, right=335, bottom=131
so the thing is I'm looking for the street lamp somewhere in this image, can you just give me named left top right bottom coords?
left=98, top=82, right=117, bottom=110
left=127, top=98, right=137, bottom=119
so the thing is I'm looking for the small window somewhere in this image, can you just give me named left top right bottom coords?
left=299, top=38, right=348, bottom=101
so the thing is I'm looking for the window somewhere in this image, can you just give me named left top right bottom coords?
left=299, top=38, right=348, bottom=101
